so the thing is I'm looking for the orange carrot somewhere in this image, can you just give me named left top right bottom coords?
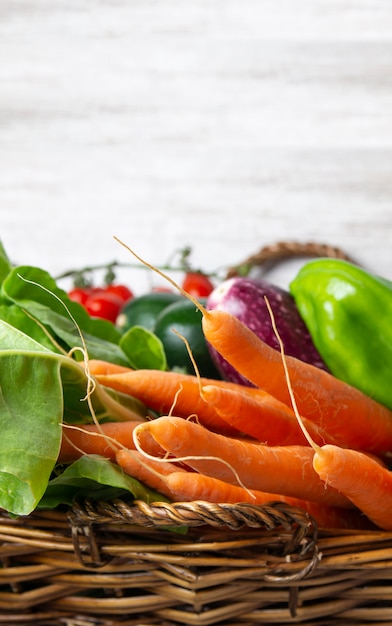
left=94, top=369, right=245, bottom=436
left=164, top=472, right=373, bottom=530
left=313, top=444, right=392, bottom=531
left=111, top=241, right=392, bottom=454
left=115, top=449, right=371, bottom=530
left=93, top=361, right=333, bottom=447
left=59, top=420, right=146, bottom=463
left=201, top=384, right=334, bottom=447
left=89, top=360, right=133, bottom=376
left=115, top=448, right=188, bottom=499
left=133, top=415, right=352, bottom=509
left=199, top=307, right=392, bottom=458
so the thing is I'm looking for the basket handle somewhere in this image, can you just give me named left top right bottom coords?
left=225, top=241, right=357, bottom=279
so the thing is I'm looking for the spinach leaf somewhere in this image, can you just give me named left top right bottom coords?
left=2, top=265, right=130, bottom=365
left=0, top=243, right=173, bottom=517
left=120, top=325, right=167, bottom=370
left=0, top=241, right=12, bottom=284
left=0, top=303, right=62, bottom=351
left=0, top=321, right=146, bottom=515
left=39, top=455, right=167, bottom=508
left=0, top=349, right=63, bottom=515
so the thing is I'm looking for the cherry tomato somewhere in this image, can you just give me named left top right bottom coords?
left=85, top=291, right=123, bottom=322
left=182, top=272, right=214, bottom=298
left=68, top=287, right=95, bottom=306
left=104, top=283, right=134, bottom=303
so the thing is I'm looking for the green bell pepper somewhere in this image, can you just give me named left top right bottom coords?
left=289, top=258, right=392, bottom=411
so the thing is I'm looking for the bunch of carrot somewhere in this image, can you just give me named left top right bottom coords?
left=59, top=240, right=392, bottom=532
left=56, top=287, right=392, bottom=533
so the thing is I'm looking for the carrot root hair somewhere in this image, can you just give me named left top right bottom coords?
left=264, top=296, right=321, bottom=452
left=113, top=236, right=209, bottom=316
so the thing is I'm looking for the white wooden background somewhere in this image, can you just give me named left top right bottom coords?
left=1, top=0, right=392, bottom=292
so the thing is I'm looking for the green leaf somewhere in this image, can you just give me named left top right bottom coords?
left=1, top=265, right=131, bottom=365
left=0, top=241, right=12, bottom=284
left=0, top=256, right=184, bottom=516
left=0, top=322, right=147, bottom=514
left=0, top=351, right=63, bottom=515
left=120, top=325, right=167, bottom=370
left=39, top=455, right=168, bottom=508
left=0, top=318, right=52, bottom=353
left=0, top=304, right=60, bottom=351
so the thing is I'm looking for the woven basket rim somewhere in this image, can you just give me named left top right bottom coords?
left=225, top=240, right=357, bottom=278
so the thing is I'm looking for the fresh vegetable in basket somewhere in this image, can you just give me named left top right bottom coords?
left=69, top=283, right=134, bottom=322
left=3, top=235, right=392, bottom=535
left=0, top=244, right=168, bottom=515
left=146, top=276, right=392, bottom=459
left=290, top=258, right=392, bottom=411
left=116, top=291, right=182, bottom=331
left=117, top=292, right=221, bottom=378
left=0, top=322, right=158, bottom=515
left=205, top=276, right=329, bottom=385
left=153, top=297, right=221, bottom=378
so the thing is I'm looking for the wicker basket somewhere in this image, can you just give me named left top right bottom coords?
left=2, top=241, right=392, bottom=625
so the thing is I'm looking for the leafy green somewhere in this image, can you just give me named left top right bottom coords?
left=0, top=318, right=52, bottom=353
left=0, top=241, right=12, bottom=283
left=1, top=265, right=130, bottom=365
left=0, top=347, right=63, bottom=515
left=0, top=241, right=174, bottom=517
left=39, top=455, right=167, bottom=508
left=0, top=303, right=62, bottom=350
left=0, top=321, right=146, bottom=515
left=120, top=325, right=167, bottom=370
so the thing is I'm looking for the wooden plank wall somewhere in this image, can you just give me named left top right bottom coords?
left=1, top=1, right=392, bottom=288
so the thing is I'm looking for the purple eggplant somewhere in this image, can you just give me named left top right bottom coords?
left=206, top=276, right=329, bottom=386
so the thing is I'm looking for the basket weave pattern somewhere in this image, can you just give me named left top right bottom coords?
left=2, top=242, right=392, bottom=625
left=1, top=500, right=392, bottom=624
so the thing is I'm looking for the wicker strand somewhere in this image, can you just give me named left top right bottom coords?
left=226, top=240, right=357, bottom=278
left=70, top=518, right=113, bottom=569
left=68, top=499, right=320, bottom=583
left=69, top=498, right=314, bottom=531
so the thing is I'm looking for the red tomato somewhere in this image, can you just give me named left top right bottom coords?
left=104, top=283, right=134, bottom=303
left=68, top=287, right=94, bottom=306
left=85, top=291, right=123, bottom=322
left=182, top=272, right=214, bottom=297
